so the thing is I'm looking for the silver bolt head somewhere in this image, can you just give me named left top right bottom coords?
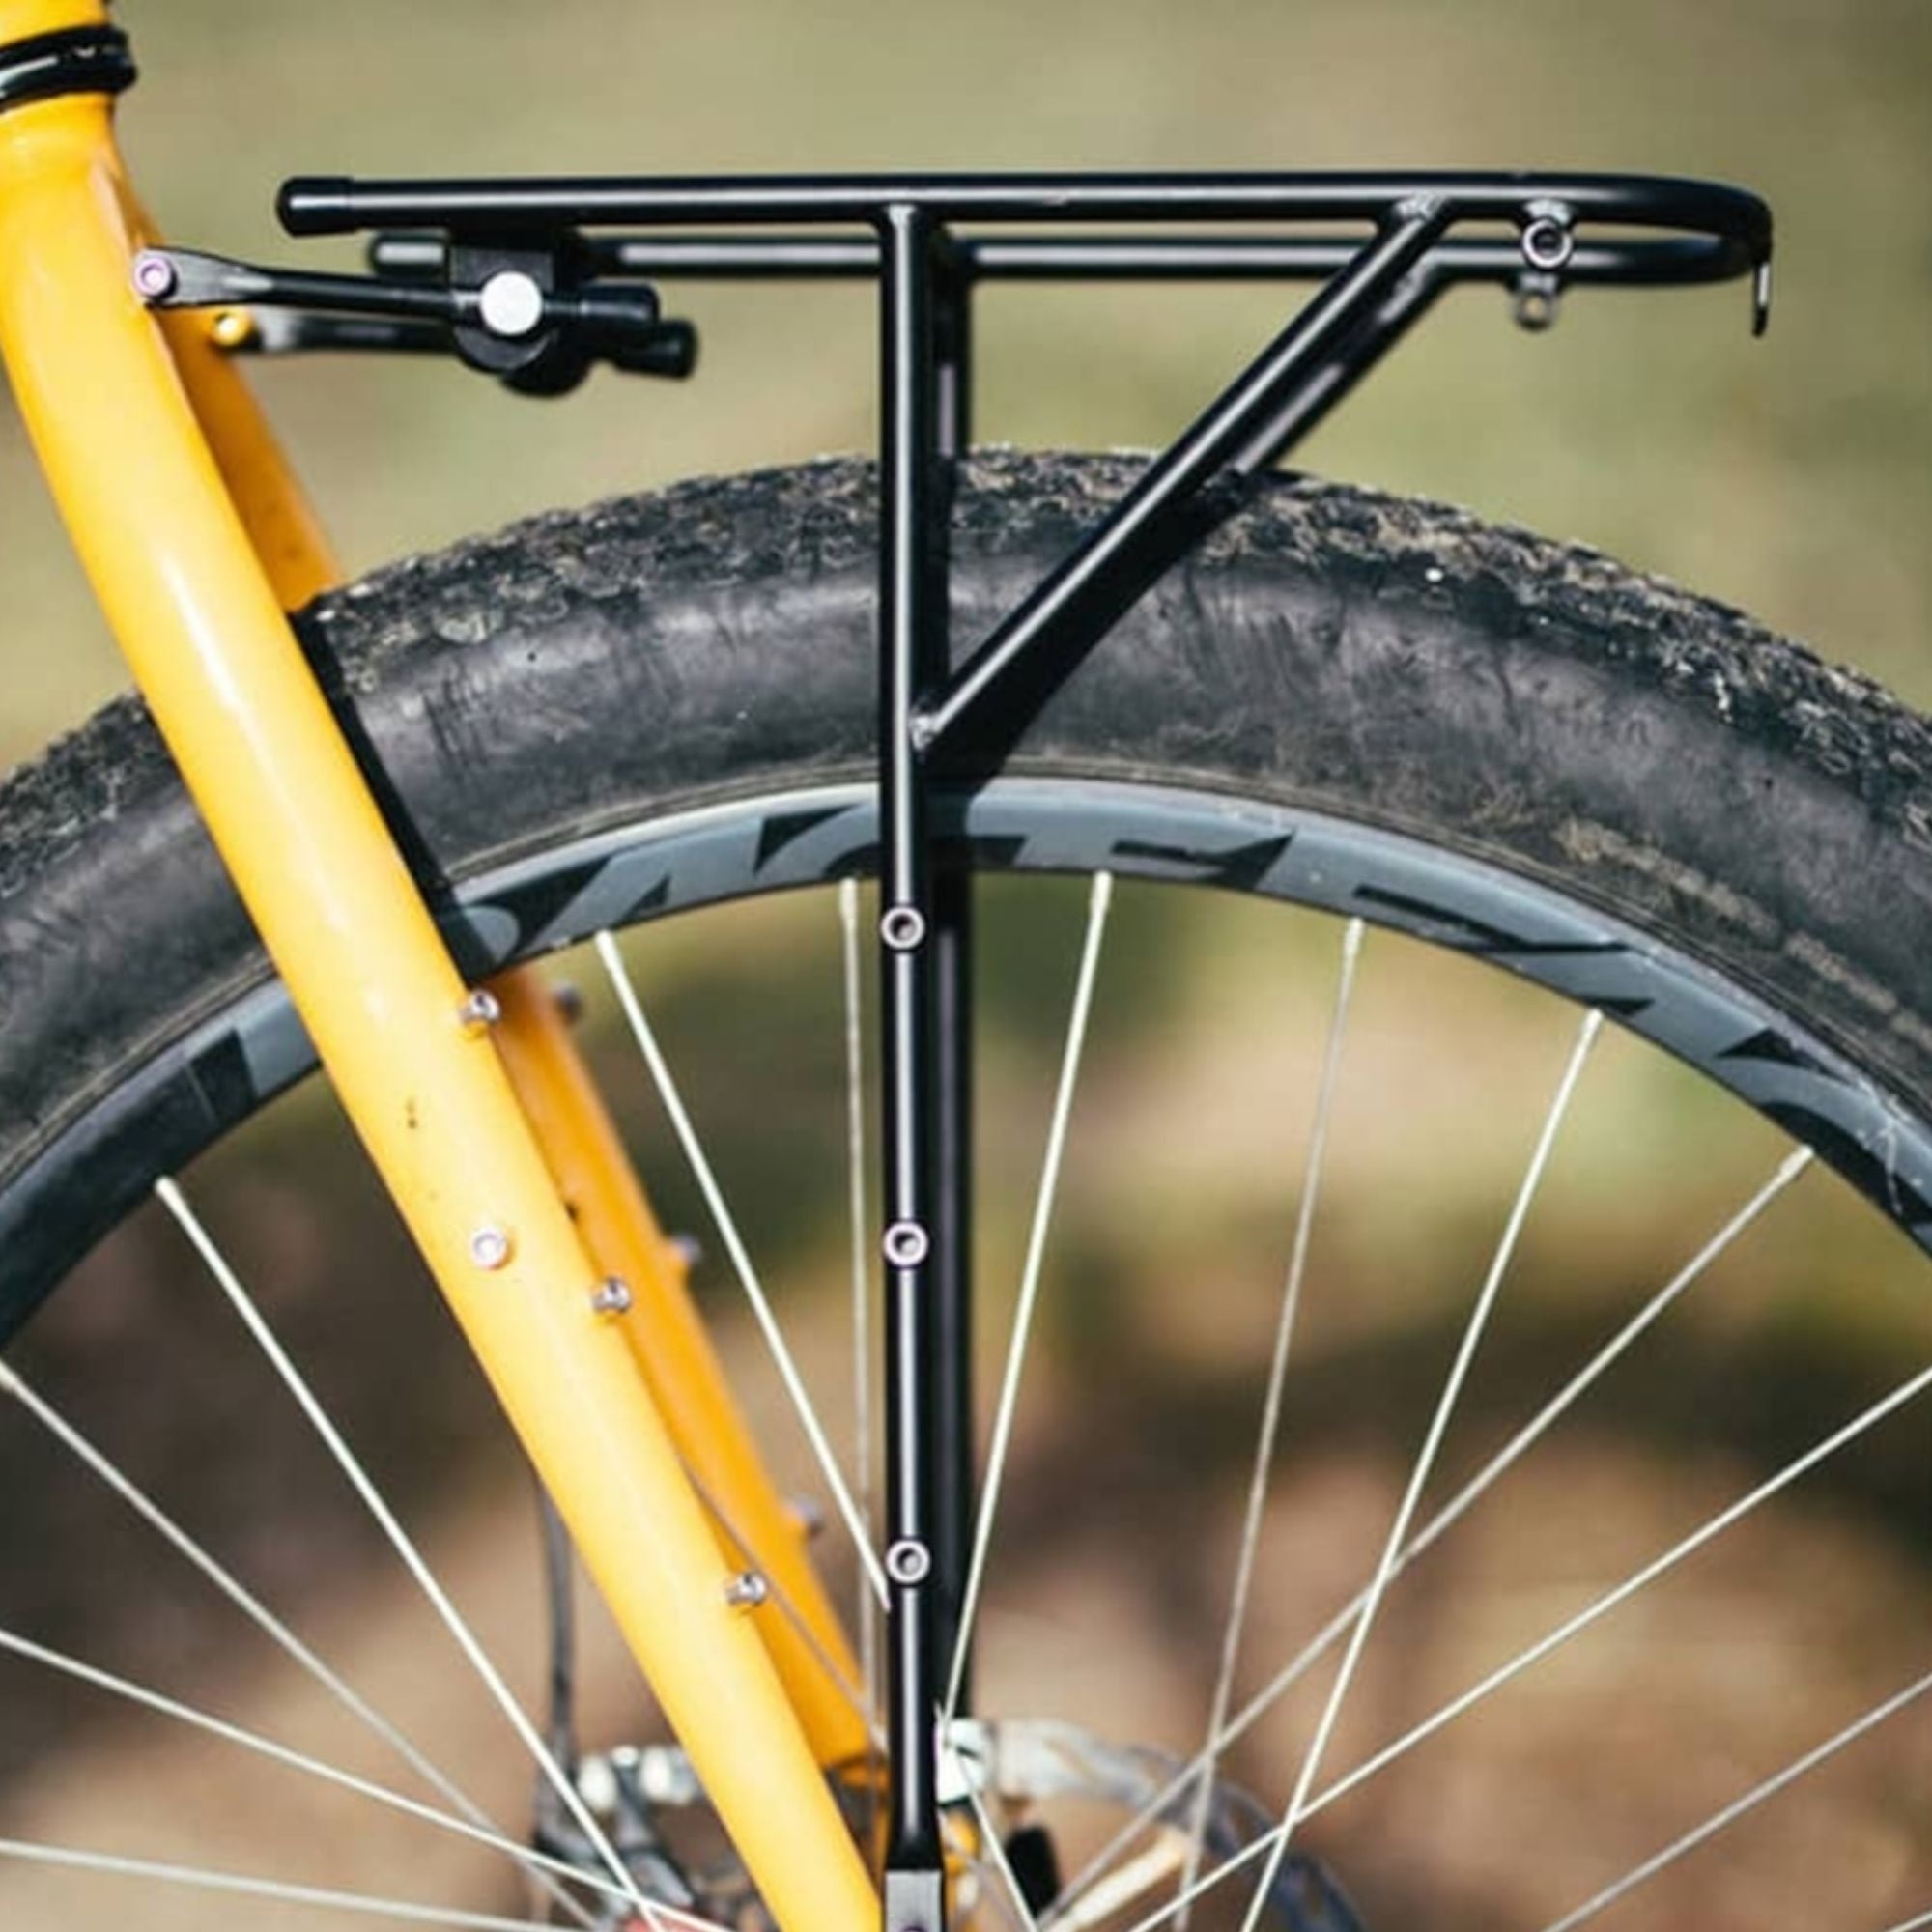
left=882, top=1220, right=930, bottom=1269
left=724, top=1570, right=769, bottom=1608
left=884, top=1538, right=932, bottom=1586
left=1520, top=213, right=1575, bottom=272
left=469, top=1224, right=513, bottom=1270
left=132, top=251, right=177, bottom=299
left=590, top=1277, right=634, bottom=1316
left=457, top=988, right=502, bottom=1033
left=477, top=269, right=546, bottom=339
left=880, top=905, right=927, bottom=952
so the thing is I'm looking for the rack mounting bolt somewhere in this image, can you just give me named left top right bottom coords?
left=884, top=1539, right=932, bottom=1587
left=132, top=251, right=176, bottom=301
left=469, top=1224, right=513, bottom=1270
left=724, top=1570, right=769, bottom=1608
left=882, top=1220, right=930, bottom=1269
left=457, top=988, right=502, bottom=1034
left=1520, top=204, right=1576, bottom=273
left=590, top=1277, right=634, bottom=1316
left=880, top=905, right=927, bottom=952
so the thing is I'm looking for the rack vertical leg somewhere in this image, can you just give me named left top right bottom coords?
left=928, top=258, right=977, bottom=1719
left=878, top=200, right=947, bottom=1923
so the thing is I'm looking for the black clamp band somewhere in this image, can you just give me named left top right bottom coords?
left=0, top=25, right=135, bottom=115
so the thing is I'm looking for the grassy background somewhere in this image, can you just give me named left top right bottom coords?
left=1, top=5, right=1929, bottom=1928
left=1, top=0, right=1927, bottom=760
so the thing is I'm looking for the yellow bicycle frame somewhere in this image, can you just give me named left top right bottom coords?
left=0, top=6, right=874, bottom=1926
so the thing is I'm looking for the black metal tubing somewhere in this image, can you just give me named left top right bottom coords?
left=138, top=245, right=661, bottom=332
left=952, top=231, right=1753, bottom=286
left=924, top=862, right=973, bottom=1715
left=871, top=200, right=1460, bottom=1914
left=252, top=164, right=1772, bottom=1930
left=877, top=201, right=944, bottom=1885
left=928, top=253, right=976, bottom=1718
left=909, top=201, right=1450, bottom=764
left=0, top=22, right=134, bottom=114
left=282, top=168, right=1771, bottom=246
left=1232, top=265, right=1444, bottom=474
left=369, top=229, right=1754, bottom=288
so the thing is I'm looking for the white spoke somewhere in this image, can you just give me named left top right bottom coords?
left=1097, top=1352, right=1932, bottom=1932
left=1043, top=1144, right=1813, bottom=1927
left=594, top=927, right=890, bottom=1607
left=1301, top=1350, right=1932, bottom=1824
left=0, top=1837, right=731, bottom=1932
left=0, top=1627, right=624, bottom=1907
left=968, top=1791, right=1042, bottom=1932
left=1177, top=916, right=1363, bottom=1919
left=1536, top=1664, right=1932, bottom=1932
left=1236, top=1008, right=1603, bottom=1932
left=1376, top=1145, right=1814, bottom=1567
left=1059, top=1839, right=1188, bottom=1932
left=1116, top=1830, right=1276, bottom=1932
left=0, top=1359, right=593, bottom=1928
left=678, top=1455, right=879, bottom=1743
left=154, top=1177, right=666, bottom=1930
left=1882, top=1910, right=1932, bottom=1932
left=945, top=869, right=1115, bottom=1721
left=839, top=876, right=883, bottom=1742
left=946, top=1740, right=1042, bottom=1932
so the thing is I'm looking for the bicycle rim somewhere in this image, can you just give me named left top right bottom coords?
left=3, top=769, right=1930, bottom=1930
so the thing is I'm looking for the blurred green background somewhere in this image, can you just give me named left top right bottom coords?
left=2, top=0, right=1928, bottom=763
left=1, top=4, right=1929, bottom=1929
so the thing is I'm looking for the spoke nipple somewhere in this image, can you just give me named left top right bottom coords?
left=132, top=250, right=177, bottom=300
left=456, top=988, right=502, bottom=1034
left=668, top=1232, right=703, bottom=1271
left=882, top=1220, right=930, bottom=1269
left=550, top=980, right=585, bottom=1024
left=724, top=1569, right=769, bottom=1608
left=469, top=1224, right=514, bottom=1270
left=880, top=905, right=927, bottom=952
left=787, top=1494, right=827, bottom=1541
left=590, top=1277, right=634, bottom=1316
left=884, top=1538, right=932, bottom=1587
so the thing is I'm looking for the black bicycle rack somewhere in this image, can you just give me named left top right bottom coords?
left=140, top=168, right=1771, bottom=1931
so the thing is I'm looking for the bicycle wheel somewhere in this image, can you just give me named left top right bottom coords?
left=1, top=450, right=1929, bottom=1932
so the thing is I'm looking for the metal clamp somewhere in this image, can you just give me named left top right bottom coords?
left=0, top=25, right=134, bottom=116
left=129, top=242, right=695, bottom=393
